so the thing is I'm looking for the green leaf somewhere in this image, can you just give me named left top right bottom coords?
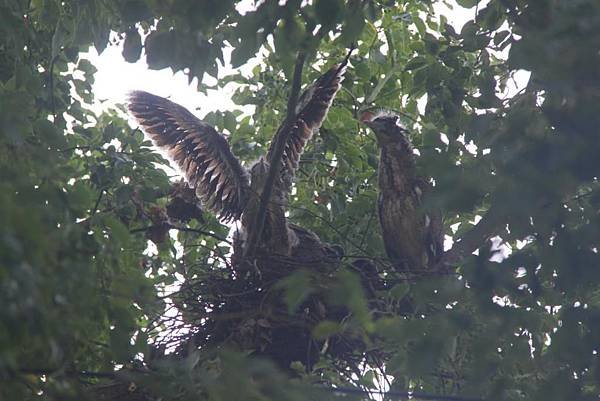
left=389, top=282, right=410, bottom=301
left=77, top=58, right=98, bottom=78
left=223, top=111, right=237, bottom=134
left=412, top=14, right=426, bottom=36
left=114, top=185, right=133, bottom=207
left=275, top=270, right=314, bottom=313
left=103, top=216, right=130, bottom=244
left=92, top=21, right=110, bottom=54
left=312, top=320, right=341, bottom=339
left=51, top=21, right=66, bottom=60
left=480, top=3, right=504, bottom=30
left=340, top=2, right=365, bottom=45
left=314, top=0, right=344, bottom=28
left=122, top=30, right=142, bottom=63
left=493, top=30, right=510, bottom=46
left=456, top=0, right=479, bottom=8
left=34, top=118, right=65, bottom=148
left=358, top=369, right=376, bottom=388
left=231, top=36, right=258, bottom=68
left=330, top=270, right=370, bottom=328
left=404, top=56, right=428, bottom=71
left=282, top=16, right=306, bottom=49
left=145, top=31, right=175, bottom=70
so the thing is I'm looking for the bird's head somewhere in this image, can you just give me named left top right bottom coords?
left=249, top=156, right=270, bottom=191
left=360, top=109, right=411, bottom=148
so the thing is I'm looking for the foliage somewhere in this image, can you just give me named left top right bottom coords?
left=1, top=0, right=600, bottom=400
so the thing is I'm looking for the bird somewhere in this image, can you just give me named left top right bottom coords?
left=360, top=109, right=444, bottom=272
left=127, top=55, right=349, bottom=256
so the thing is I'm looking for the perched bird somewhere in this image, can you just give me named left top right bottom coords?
left=127, top=55, right=349, bottom=255
left=360, top=110, right=443, bottom=271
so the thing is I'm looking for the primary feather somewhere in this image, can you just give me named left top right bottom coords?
left=127, top=52, right=351, bottom=255
left=127, top=91, right=250, bottom=222
left=267, top=52, right=350, bottom=190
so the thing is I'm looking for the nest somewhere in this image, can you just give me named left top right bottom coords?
left=151, top=222, right=389, bottom=372
left=133, top=182, right=410, bottom=374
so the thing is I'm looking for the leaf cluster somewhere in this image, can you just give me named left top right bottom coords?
left=2, top=0, right=600, bottom=400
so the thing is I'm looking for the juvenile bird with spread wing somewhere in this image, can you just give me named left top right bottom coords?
left=127, top=55, right=350, bottom=256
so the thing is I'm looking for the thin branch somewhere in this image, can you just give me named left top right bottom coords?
left=286, top=52, right=308, bottom=117
left=19, top=368, right=118, bottom=379
left=184, top=241, right=233, bottom=270
left=359, top=207, right=377, bottom=250
left=286, top=203, right=371, bottom=255
left=91, top=189, right=104, bottom=217
left=131, top=223, right=229, bottom=243
left=439, top=190, right=569, bottom=270
left=58, top=145, right=136, bottom=155
left=49, top=55, right=58, bottom=121
left=244, top=51, right=307, bottom=258
left=58, top=145, right=91, bottom=152
left=170, top=225, right=229, bottom=243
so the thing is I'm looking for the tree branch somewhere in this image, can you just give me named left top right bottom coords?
left=131, top=223, right=229, bottom=243
left=49, top=55, right=58, bottom=121
left=91, top=189, right=105, bottom=217
left=438, top=204, right=505, bottom=269
left=244, top=51, right=307, bottom=258
left=19, top=367, right=118, bottom=379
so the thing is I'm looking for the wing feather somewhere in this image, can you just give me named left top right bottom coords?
left=267, top=53, right=350, bottom=189
left=128, top=91, right=249, bottom=222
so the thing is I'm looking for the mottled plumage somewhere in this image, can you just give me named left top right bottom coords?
left=268, top=54, right=350, bottom=191
left=127, top=57, right=348, bottom=255
left=361, top=110, right=443, bottom=271
left=241, top=156, right=296, bottom=255
left=128, top=91, right=250, bottom=222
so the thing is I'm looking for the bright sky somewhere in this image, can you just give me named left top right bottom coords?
left=85, top=1, right=514, bottom=118
left=87, top=44, right=245, bottom=117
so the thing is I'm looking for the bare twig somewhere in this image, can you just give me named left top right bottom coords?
left=131, top=223, right=229, bottom=243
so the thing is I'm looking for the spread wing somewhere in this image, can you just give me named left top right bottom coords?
left=266, top=53, right=350, bottom=189
left=128, top=91, right=250, bottom=222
